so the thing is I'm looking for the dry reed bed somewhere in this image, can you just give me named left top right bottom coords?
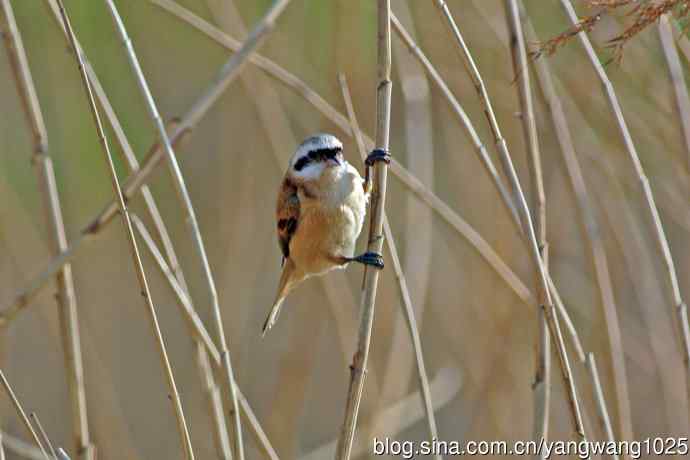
left=0, top=0, right=687, bottom=459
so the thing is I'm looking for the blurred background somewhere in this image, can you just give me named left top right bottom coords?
left=1, top=0, right=689, bottom=458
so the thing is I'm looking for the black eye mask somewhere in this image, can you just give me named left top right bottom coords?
left=294, top=147, right=342, bottom=171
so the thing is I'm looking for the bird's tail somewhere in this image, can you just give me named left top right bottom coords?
left=262, top=260, right=297, bottom=336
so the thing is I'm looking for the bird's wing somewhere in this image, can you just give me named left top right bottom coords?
left=276, top=177, right=300, bottom=264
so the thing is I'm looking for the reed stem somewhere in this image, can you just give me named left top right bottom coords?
left=0, top=2, right=92, bottom=457
left=55, top=1, right=195, bottom=457
left=335, top=2, right=393, bottom=458
left=338, top=73, right=440, bottom=458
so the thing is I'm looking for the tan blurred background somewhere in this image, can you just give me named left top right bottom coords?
left=1, top=0, right=689, bottom=458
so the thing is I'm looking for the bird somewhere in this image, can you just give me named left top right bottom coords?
left=262, top=133, right=390, bottom=336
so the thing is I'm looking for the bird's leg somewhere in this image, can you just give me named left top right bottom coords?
left=363, top=148, right=391, bottom=195
left=346, top=252, right=385, bottom=270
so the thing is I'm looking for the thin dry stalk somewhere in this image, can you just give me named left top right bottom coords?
left=559, top=0, right=690, bottom=397
left=195, top=347, right=233, bottom=460
left=304, top=368, right=461, bottom=460
left=393, top=10, right=585, bottom=366
left=46, top=0, right=191, bottom=299
left=390, top=163, right=533, bottom=301
left=236, top=390, right=280, bottom=460
left=595, top=150, right=689, bottom=432
left=381, top=215, right=440, bottom=443
left=545, top=277, right=586, bottom=363
left=378, top=1, right=434, bottom=437
left=54, top=2, right=195, bottom=458
left=521, top=3, right=633, bottom=443
left=38, top=4, right=232, bottom=452
left=0, top=371, right=51, bottom=460
left=504, top=0, right=551, bottom=451
left=103, top=2, right=244, bottom=457
left=131, top=214, right=280, bottom=459
left=659, top=14, right=690, bottom=172
left=29, top=413, right=57, bottom=460
left=204, top=0, right=296, bottom=164
left=0, top=237, right=79, bottom=326
left=0, top=3, right=93, bottom=458
left=110, top=106, right=230, bottom=460
left=338, top=74, right=440, bottom=457
left=0, top=0, right=293, bottom=326
left=434, top=0, right=587, bottom=441
left=471, top=1, right=627, bottom=443
left=131, top=215, right=222, bottom=364
left=390, top=14, right=519, bottom=226
left=0, top=432, right=5, bottom=460
left=586, top=354, right=620, bottom=460
left=335, top=1, right=393, bottom=458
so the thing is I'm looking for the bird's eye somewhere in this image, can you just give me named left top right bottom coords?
left=294, top=156, right=310, bottom=171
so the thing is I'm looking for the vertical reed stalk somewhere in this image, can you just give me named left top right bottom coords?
left=391, top=13, right=587, bottom=399
left=131, top=214, right=280, bottom=459
left=391, top=13, right=585, bottom=380
left=29, top=413, right=57, bottom=460
left=433, top=0, right=587, bottom=441
left=586, top=354, right=620, bottom=460
left=335, top=1, right=393, bottom=458
left=44, top=2, right=233, bottom=455
left=504, top=0, right=551, bottom=451
left=389, top=14, right=519, bottom=227
left=658, top=14, right=690, bottom=411
left=0, top=2, right=93, bottom=458
left=0, top=370, right=51, bottom=460
left=559, top=0, right=690, bottom=407
left=103, top=1, right=244, bottom=457
left=130, top=215, right=222, bottom=363
left=54, top=2, right=195, bottom=458
left=521, top=1, right=631, bottom=443
left=338, top=74, right=440, bottom=458
left=380, top=2, right=435, bottom=434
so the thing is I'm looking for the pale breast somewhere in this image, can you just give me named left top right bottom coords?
left=290, top=165, right=367, bottom=274
left=327, top=166, right=367, bottom=245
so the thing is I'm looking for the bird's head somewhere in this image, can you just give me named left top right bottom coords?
left=289, top=133, right=345, bottom=181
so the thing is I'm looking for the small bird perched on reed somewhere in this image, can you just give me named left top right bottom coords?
left=262, top=133, right=390, bottom=335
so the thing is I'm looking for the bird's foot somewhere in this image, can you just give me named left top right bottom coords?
left=352, top=252, right=385, bottom=269
left=365, top=148, right=391, bottom=167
